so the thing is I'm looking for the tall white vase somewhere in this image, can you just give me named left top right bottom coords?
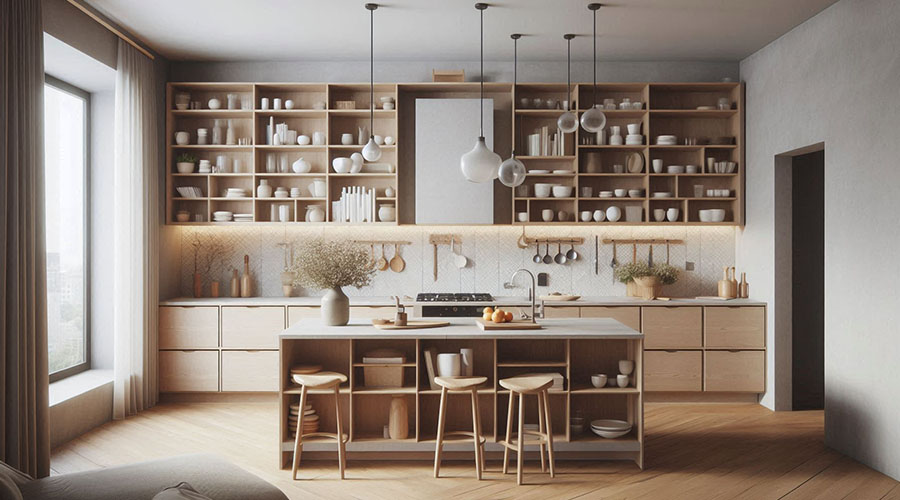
left=321, top=287, right=349, bottom=326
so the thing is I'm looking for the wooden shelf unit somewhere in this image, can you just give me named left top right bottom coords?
left=278, top=336, right=643, bottom=468
left=167, top=81, right=742, bottom=226
left=166, top=83, right=399, bottom=225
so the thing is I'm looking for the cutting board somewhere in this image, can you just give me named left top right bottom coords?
left=476, top=319, right=543, bottom=331
left=540, top=294, right=581, bottom=301
left=373, top=320, right=450, bottom=330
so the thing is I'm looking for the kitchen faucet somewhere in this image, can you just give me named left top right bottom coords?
left=506, top=269, right=542, bottom=322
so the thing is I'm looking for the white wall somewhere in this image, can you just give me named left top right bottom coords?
left=91, top=90, right=115, bottom=370
left=739, top=0, right=900, bottom=479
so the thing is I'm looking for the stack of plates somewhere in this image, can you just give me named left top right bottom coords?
left=176, top=186, right=203, bottom=198
left=233, top=213, right=254, bottom=222
left=598, top=191, right=614, bottom=198
left=666, top=165, right=685, bottom=174
left=655, top=135, right=677, bottom=145
left=213, top=211, right=233, bottom=222
left=225, top=188, right=249, bottom=198
left=288, top=402, right=319, bottom=438
left=590, top=419, right=632, bottom=439
left=625, top=134, right=643, bottom=145
left=529, top=169, right=550, bottom=175
left=652, top=192, right=673, bottom=198
left=198, top=165, right=212, bottom=173
left=552, top=169, right=572, bottom=174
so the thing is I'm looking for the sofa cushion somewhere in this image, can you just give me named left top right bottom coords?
left=18, top=454, right=287, bottom=500
left=152, top=481, right=212, bottom=500
left=0, top=461, right=33, bottom=500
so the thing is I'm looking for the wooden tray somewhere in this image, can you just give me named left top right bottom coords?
left=372, top=320, right=450, bottom=330
left=476, top=319, right=543, bottom=330
left=540, top=294, right=581, bottom=301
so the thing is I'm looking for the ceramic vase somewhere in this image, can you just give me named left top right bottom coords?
left=321, top=287, right=350, bottom=326
left=436, top=353, right=461, bottom=377
left=389, top=395, right=409, bottom=440
left=257, top=179, right=273, bottom=198
left=193, top=272, right=203, bottom=298
left=210, top=281, right=220, bottom=298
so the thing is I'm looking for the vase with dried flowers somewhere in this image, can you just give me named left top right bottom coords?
left=614, top=262, right=679, bottom=299
left=290, top=240, right=374, bottom=325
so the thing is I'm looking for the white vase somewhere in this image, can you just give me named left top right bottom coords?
left=321, top=287, right=349, bottom=326
left=256, top=180, right=273, bottom=198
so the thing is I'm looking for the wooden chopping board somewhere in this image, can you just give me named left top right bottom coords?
left=476, top=319, right=543, bottom=330
left=373, top=320, right=450, bottom=330
left=539, top=294, right=581, bottom=301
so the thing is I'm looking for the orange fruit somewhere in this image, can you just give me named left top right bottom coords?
left=505, top=311, right=513, bottom=322
left=491, top=310, right=505, bottom=323
left=483, top=306, right=494, bottom=315
left=482, top=312, right=493, bottom=322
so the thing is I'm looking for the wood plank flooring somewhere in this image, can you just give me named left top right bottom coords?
left=51, top=402, right=899, bottom=499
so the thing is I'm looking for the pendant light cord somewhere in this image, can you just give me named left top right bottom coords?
left=479, top=6, right=484, bottom=138
left=567, top=37, right=571, bottom=109
left=512, top=35, right=517, bottom=156
left=592, top=7, right=597, bottom=106
left=370, top=5, right=374, bottom=138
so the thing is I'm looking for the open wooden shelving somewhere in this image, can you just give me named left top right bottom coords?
left=278, top=336, right=643, bottom=468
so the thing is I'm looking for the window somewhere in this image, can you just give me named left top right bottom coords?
left=44, top=76, right=90, bottom=381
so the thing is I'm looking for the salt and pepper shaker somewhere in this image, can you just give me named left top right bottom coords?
left=393, top=296, right=407, bottom=326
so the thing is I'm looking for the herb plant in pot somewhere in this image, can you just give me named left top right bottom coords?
left=290, top=240, right=374, bottom=326
left=615, top=262, right=679, bottom=299
left=176, top=153, right=197, bottom=174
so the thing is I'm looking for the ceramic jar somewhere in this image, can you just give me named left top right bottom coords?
left=308, top=179, right=326, bottom=198
left=378, top=204, right=396, bottom=222
left=257, top=179, right=273, bottom=199
left=305, top=205, right=325, bottom=223
left=174, top=131, right=190, bottom=145
left=341, top=133, right=354, bottom=145
left=321, top=287, right=349, bottom=326
left=292, top=157, right=311, bottom=173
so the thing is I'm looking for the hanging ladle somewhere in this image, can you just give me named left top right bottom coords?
left=533, top=242, right=543, bottom=264
left=554, top=241, right=567, bottom=264
left=566, top=241, right=579, bottom=260
left=542, top=242, right=553, bottom=264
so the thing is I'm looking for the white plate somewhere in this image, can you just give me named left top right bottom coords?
left=529, top=169, right=550, bottom=174
left=552, top=169, right=571, bottom=174
left=625, top=152, right=644, bottom=173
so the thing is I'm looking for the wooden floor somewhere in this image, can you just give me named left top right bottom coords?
left=51, top=402, right=899, bottom=499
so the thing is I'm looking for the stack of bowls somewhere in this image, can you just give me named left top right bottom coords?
left=699, top=209, right=727, bottom=222
left=655, top=135, right=677, bottom=145
left=590, top=419, right=632, bottom=439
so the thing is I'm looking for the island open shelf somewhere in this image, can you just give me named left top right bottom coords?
left=278, top=318, right=644, bottom=469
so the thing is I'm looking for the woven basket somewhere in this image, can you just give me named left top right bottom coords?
left=633, top=276, right=662, bottom=299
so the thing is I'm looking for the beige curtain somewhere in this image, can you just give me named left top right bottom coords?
left=0, top=0, right=51, bottom=478
left=112, top=39, right=159, bottom=419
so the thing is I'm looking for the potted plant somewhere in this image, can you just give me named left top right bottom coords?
left=290, top=240, right=374, bottom=325
left=176, top=153, right=197, bottom=174
left=615, top=262, right=679, bottom=299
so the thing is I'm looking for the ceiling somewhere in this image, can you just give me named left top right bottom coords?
left=86, top=0, right=838, bottom=62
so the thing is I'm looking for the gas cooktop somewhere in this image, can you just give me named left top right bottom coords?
left=416, top=293, right=495, bottom=302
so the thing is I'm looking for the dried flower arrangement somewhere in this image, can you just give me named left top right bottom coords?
left=290, top=239, right=374, bottom=290
left=614, top=262, right=679, bottom=285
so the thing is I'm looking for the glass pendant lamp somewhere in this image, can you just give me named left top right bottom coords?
left=460, top=3, right=501, bottom=183
left=580, top=3, right=607, bottom=133
left=498, top=33, right=526, bottom=188
left=362, top=3, right=382, bottom=161
left=557, top=34, right=578, bottom=134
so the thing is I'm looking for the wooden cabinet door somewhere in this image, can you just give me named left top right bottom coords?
left=158, top=306, right=219, bottom=349
left=159, top=351, right=219, bottom=392
left=644, top=350, right=702, bottom=391
left=705, top=306, right=765, bottom=349
left=221, top=306, right=285, bottom=349
left=288, top=306, right=319, bottom=326
left=641, top=307, right=703, bottom=348
left=580, top=306, right=640, bottom=330
left=543, top=306, right=580, bottom=318
left=704, top=350, right=765, bottom=392
left=221, top=351, right=279, bottom=392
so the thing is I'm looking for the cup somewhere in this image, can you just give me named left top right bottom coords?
left=541, top=209, right=554, bottom=222
left=313, top=132, right=326, bottom=145
left=580, top=211, right=592, bottom=222
left=581, top=187, right=594, bottom=198
left=667, top=208, right=680, bottom=222
left=436, top=353, right=461, bottom=377
left=226, top=93, right=238, bottom=110
left=686, top=164, right=698, bottom=174
left=718, top=97, right=730, bottom=110
left=591, top=374, right=608, bottom=388
left=557, top=210, right=568, bottom=222
left=616, top=374, right=630, bottom=388
left=653, top=208, right=666, bottom=222
left=260, top=97, right=269, bottom=110
left=618, top=360, right=635, bottom=375
left=652, top=159, right=663, bottom=173
left=627, top=123, right=640, bottom=135
left=460, top=348, right=474, bottom=376
left=610, top=125, right=621, bottom=136
left=694, top=185, right=705, bottom=198
left=273, top=98, right=282, bottom=110
left=613, top=164, right=625, bottom=174
left=707, top=157, right=716, bottom=173
left=341, top=133, right=354, bottom=145
left=517, top=212, right=528, bottom=223
left=216, top=155, right=229, bottom=173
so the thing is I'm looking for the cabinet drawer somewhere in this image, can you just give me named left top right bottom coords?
left=580, top=306, right=640, bottom=330
left=705, top=350, right=765, bottom=392
left=543, top=306, right=580, bottom=318
left=159, top=351, right=219, bottom=392
left=288, top=306, right=319, bottom=326
left=642, top=307, right=702, bottom=348
left=222, top=306, right=285, bottom=349
left=350, top=306, right=393, bottom=319
left=158, top=306, right=219, bottom=349
left=221, top=351, right=279, bottom=392
left=705, top=307, right=765, bottom=348
left=644, top=351, right=702, bottom=391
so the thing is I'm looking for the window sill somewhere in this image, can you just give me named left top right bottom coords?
left=49, top=369, right=113, bottom=407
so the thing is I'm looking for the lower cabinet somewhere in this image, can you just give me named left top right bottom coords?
left=644, top=350, right=702, bottom=391
left=704, top=350, right=765, bottom=392
left=543, top=306, right=580, bottom=318
left=580, top=306, right=641, bottom=331
left=159, top=350, right=219, bottom=392
left=221, top=350, right=279, bottom=392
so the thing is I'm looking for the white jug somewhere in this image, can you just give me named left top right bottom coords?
left=308, top=179, right=327, bottom=198
left=305, top=205, right=325, bottom=223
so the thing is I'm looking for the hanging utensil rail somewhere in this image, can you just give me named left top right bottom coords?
left=602, top=239, right=684, bottom=245
left=352, top=240, right=412, bottom=246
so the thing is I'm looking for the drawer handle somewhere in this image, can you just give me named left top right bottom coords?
left=728, top=349, right=742, bottom=353
left=664, top=350, right=679, bottom=353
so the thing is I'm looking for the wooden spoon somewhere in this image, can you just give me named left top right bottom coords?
left=376, top=243, right=388, bottom=271
left=389, top=243, right=405, bottom=272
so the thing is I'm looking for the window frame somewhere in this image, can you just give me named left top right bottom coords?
left=45, top=75, right=92, bottom=383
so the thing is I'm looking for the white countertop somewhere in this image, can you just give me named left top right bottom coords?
left=160, top=295, right=765, bottom=307
left=279, top=318, right=643, bottom=340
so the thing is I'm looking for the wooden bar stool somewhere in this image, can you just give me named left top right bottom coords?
left=433, top=376, right=488, bottom=480
left=291, top=372, right=348, bottom=480
left=498, top=375, right=555, bottom=485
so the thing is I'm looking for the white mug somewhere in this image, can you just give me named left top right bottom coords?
left=436, top=353, right=461, bottom=377
left=273, top=98, right=282, bottom=110
left=341, top=133, right=354, bottom=145
left=667, top=208, right=680, bottom=222
left=652, top=159, right=663, bottom=173
left=312, top=132, right=326, bottom=145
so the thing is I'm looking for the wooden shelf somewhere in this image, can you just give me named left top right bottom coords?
left=352, top=387, right=416, bottom=394
left=496, top=361, right=568, bottom=367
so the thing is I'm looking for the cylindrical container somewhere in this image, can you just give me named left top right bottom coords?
left=341, top=133, right=354, bottom=145
left=278, top=204, right=291, bottom=222
left=436, top=353, right=461, bottom=377
left=460, top=348, right=474, bottom=376
left=389, top=395, right=409, bottom=440
left=266, top=154, right=276, bottom=173
left=232, top=158, right=243, bottom=173
left=212, top=120, right=223, bottom=145
left=226, top=93, right=238, bottom=110
left=260, top=97, right=269, bottom=110
left=273, top=98, right=282, bottom=110
left=196, top=128, right=208, bottom=145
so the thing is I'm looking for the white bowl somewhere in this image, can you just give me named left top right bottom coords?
left=652, top=192, right=673, bottom=198
left=709, top=209, right=726, bottom=222
left=591, top=374, right=608, bottom=388
left=699, top=210, right=712, bottom=222
left=628, top=189, right=643, bottom=198
left=666, top=165, right=685, bottom=174
left=626, top=123, right=641, bottom=135
left=552, top=185, right=574, bottom=198
left=534, top=183, right=553, bottom=198
left=598, top=191, right=614, bottom=198
left=332, top=157, right=352, bottom=173
left=552, top=169, right=571, bottom=174
left=517, top=212, right=528, bottom=223
left=590, top=419, right=632, bottom=439
left=614, top=189, right=627, bottom=198
left=541, top=209, right=554, bottom=222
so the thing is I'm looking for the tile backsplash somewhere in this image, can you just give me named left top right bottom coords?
left=176, top=226, right=735, bottom=299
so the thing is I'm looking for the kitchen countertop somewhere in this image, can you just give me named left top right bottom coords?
left=160, top=295, right=765, bottom=307
left=280, top=317, right=643, bottom=340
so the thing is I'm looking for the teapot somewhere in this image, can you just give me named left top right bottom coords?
left=305, top=205, right=325, bottom=223
left=292, top=157, right=311, bottom=174
left=308, top=179, right=327, bottom=198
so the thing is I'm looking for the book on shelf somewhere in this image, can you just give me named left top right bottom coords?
left=525, top=126, right=568, bottom=157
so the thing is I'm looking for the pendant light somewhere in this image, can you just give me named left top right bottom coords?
left=362, top=3, right=382, bottom=161
left=498, top=33, right=526, bottom=188
left=460, top=2, right=501, bottom=183
left=580, top=3, right=607, bottom=133
left=557, top=34, right=578, bottom=134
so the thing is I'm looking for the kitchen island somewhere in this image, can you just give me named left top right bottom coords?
left=278, top=318, right=644, bottom=469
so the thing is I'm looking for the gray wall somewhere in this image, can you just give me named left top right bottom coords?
left=170, top=60, right=738, bottom=83
left=90, top=90, right=115, bottom=370
left=739, top=0, right=900, bottom=480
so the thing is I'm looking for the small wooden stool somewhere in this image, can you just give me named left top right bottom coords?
left=498, top=375, right=556, bottom=485
left=291, top=372, right=348, bottom=480
left=433, top=376, right=488, bottom=480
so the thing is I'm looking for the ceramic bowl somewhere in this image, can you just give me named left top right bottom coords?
left=666, top=208, right=680, bottom=222
left=593, top=209, right=606, bottom=222
left=653, top=209, right=666, bottom=222
left=297, top=135, right=311, bottom=145
left=552, top=185, right=574, bottom=198
left=332, top=157, right=352, bottom=173
left=653, top=192, right=673, bottom=198
left=541, top=209, right=554, bottom=222
left=580, top=211, right=592, bottom=222
left=591, top=374, right=608, bottom=388
left=628, top=189, right=643, bottom=198
left=175, top=212, right=190, bottom=222
left=176, top=162, right=195, bottom=174
left=614, top=189, right=627, bottom=198
left=517, top=212, right=528, bottom=223
left=598, top=191, right=614, bottom=198
left=590, top=419, right=632, bottom=439
left=667, top=165, right=685, bottom=174
left=617, top=374, right=630, bottom=388
left=534, top=183, right=553, bottom=198
left=708, top=209, right=726, bottom=222
left=699, top=209, right=712, bottom=222
left=626, top=123, right=641, bottom=135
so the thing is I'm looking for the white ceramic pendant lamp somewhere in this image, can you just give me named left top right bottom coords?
left=580, top=3, right=607, bottom=133
left=362, top=3, right=382, bottom=161
left=498, top=33, right=526, bottom=188
left=460, top=2, right=501, bottom=183
left=557, top=33, right=578, bottom=134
